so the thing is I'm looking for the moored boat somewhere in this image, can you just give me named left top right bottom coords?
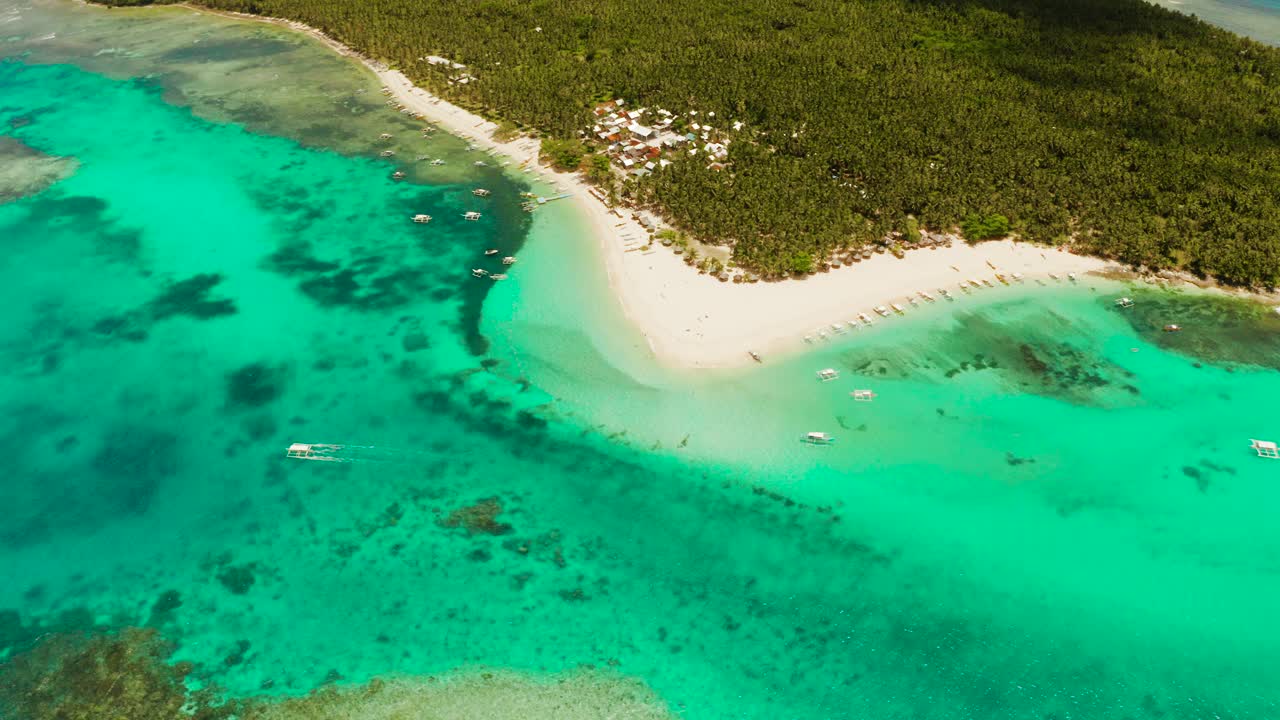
left=803, top=432, right=836, bottom=445
left=472, top=268, right=489, bottom=278
left=817, top=368, right=840, bottom=381
left=411, top=214, right=431, bottom=223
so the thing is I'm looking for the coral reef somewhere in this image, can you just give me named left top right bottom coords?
left=0, top=628, right=238, bottom=720
left=438, top=497, right=512, bottom=536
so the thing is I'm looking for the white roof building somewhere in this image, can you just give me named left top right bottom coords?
left=628, top=123, right=654, bottom=138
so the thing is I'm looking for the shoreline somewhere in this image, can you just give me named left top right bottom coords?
left=123, top=5, right=1206, bottom=369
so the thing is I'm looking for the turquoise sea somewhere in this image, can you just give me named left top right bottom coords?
left=1, top=1, right=1279, bottom=718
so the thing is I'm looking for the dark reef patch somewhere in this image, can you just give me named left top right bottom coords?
left=91, top=425, right=178, bottom=515
left=159, top=36, right=294, bottom=63
left=147, top=273, right=237, bottom=320
left=225, top=362, right=287, bottom=409
left=841, top=308, right=1139, bottom=406
left=91, top=274, right=236, bottom=344
left=1117, top=288, right=1280, bottom=370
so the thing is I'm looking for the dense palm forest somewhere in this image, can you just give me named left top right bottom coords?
left=99, top=0, right=1280, bottom=284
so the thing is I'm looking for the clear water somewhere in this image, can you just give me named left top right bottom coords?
left=1, top=2, right=1279, bottom=719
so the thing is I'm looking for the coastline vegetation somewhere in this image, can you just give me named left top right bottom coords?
left=93, top=0, right=1280, bottom=286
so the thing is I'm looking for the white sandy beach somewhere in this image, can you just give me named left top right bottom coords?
left=200, top=9, right=1121, bottom=369
left=374, top=63, right=1119, bottom=367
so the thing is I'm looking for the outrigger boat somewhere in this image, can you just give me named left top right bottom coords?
left=502, top=256, right=517, bottom=265
left=748, top=350, right=763, bottom=363
left=846, top=319, right=861, bottom=330
left=378, top=133, right=393, bottom=140
left=981, top=278, right=995, bottom=288
left=463, top=211, right=482, bottom=221
left=1068, top=272, right=1078, bottom=282
left=907, top=296, right=919, bottom=306
left=490, top=273, right=508, bottom=281
left=874, top=306, right=891, bottom=317
left=484, top=249, right=500, bottom=256
left=850, top=389, right=877, bottom=402
left=379, top=149, right=395, bottom=158
left=830, top=323, right=846, bottom=334
left=472, top=268, right=489, bottom=278
left=859, top=312, right=875, bottom=324
left=411, top=214, right=432, bottom=224
left=1115, top=297, right=1135, bottom=308
left=817, top=368, right=840, bottom=381
left=937, top=288, right=952, bottom=299
left=430, top=159, right=446, bottom=166
left=472, top=188, right=491, bottom=197
left=803, top=432, right=836, bottom=445
left=891, top=303, right=906, bottom=314
left=391, top=171, right=406, bottom=180
left=1163, top=324, right=1182, bottom=332
left=919, top=291, right=936, bottom=302
left=474, top=160, right=488, bottom=167
left=1011, top=272, right=1024, bottom=282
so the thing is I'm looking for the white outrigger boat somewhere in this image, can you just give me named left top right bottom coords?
left=803, top=432, right=836, bottom=446
left=379, top=149, right=395, bottom=158
left=919, top=291, right=936, bottom=302
left=846, top=319, right=861, bottom=330
left=378, top=133, right=393, bottom=140
left=1115, top=297, right=1135, bottom=308
left=1068, top=272, right=1078, bottom=282
left=484, top=249, right=500, bottom=256
left=285, top=443, right=345, bottom=461
left=430, top=158, right=446, bottom=166
left=907, top=296, right=920, bottom=306
left=850, top=389, right=877, bottom=402
left=391, top=171, right=406, bottom=180
left=937, top=288, right=952, bottom=299
left=981, top=278, right=995, bottom=288
left=891, top=303, right=906, bottom=314
left=463, top=211, right=482, bottom=221
left=859, top=312, right=875, bottom=325
left=472, top=268, right=489, bottom=278
left=411, top=214, right=432, bottom=224
left=874, top=306, right=891, bottom=317
left=502, top=256, right=517, bottom=265
left=817, top=368, right=840, bottom=382
left=490, top=273, right=508, bottom=281
left=473, top=188, right=491, bottom=197
left=830, top=323, right=846, bottom=334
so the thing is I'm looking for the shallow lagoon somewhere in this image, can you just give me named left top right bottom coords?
left=1, top=1, right=1279, bottom=718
